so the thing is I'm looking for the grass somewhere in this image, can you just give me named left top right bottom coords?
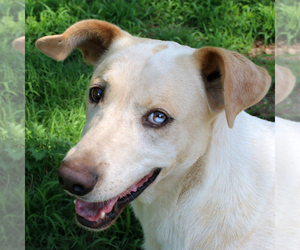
left=25, top=0, right=275, bottom=249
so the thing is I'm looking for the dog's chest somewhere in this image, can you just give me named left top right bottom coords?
left=132, top=199, right=188, bottom=250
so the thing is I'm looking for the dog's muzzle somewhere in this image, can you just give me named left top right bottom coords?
left=57, top=159, right=161, bottom=231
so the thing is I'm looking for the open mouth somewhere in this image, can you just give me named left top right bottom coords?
left=75, top=169, right=161, bottom=230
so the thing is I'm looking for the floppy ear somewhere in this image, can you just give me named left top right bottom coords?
left=13, top=36, right=25, bottom=54
left=275, top=64, right=296, bottom=105
left=36, top=20, right=129, bottom=66
left=194, top=47, right=271, bottom=128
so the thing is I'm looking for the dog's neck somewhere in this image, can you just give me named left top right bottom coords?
left=132, top=111, right=274, bottom=249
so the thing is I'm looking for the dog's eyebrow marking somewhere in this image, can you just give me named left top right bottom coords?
left=152, top=44, right=168, bottom=54
left=90, top=77, right=107, bottom=87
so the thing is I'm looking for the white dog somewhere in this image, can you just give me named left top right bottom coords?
left=36, top=20, right=283, bottom=249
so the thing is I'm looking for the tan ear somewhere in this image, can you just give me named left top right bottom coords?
left=36, top=20, right=129, bottom=66
left=13, top=36, right=25, bottom=54
left=194, top=47, right=271, bottom=128
left=275, top=64, right=296, bottom=105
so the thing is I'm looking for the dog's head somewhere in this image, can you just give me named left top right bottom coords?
left=36, top=20, right=271, bottom=230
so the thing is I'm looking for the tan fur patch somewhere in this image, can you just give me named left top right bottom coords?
left=178, top=156, right=206, bottom=201
left=152, top=44, right=168, bottom=54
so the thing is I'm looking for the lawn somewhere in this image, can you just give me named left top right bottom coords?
left=25, top=0, right=275, bottom=249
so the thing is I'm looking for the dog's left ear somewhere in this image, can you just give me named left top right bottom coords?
left=36, top=20, right=130, bottom=66
left=194, top=47, right=271, bottom=128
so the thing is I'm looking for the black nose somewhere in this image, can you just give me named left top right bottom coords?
left=57, top=162, right=98, bottom=196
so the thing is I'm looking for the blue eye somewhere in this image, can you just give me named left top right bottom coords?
left=90, top=87, right=103, bottom=103
left=148, top=112, right=167, bottom=126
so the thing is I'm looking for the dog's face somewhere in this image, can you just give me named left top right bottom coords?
left=78, top=39, right=213, bottom=198
left=36, top=20, right=271, bottom=230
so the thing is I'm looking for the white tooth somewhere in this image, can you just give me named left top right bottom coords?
left=100, top=211, right=105, bottom=219
left=74, top=200, right=76, bottom=204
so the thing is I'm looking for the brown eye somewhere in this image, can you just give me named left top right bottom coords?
left=90, top=87, right=103, bottom=103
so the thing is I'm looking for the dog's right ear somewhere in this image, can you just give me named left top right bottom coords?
left=195, top=47, right=271, bottom=128
left=36, top=20, right=130, bottom=66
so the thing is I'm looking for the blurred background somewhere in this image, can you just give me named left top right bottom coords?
left=276, top=0, right=300, bottom=120
left=0, top=0, right=25, bottom=249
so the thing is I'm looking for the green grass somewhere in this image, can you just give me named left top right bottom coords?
left=25, top=1, right=275, bottom=249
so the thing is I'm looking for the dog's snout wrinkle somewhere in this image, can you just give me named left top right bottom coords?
left=57, top=162, right=98, bottom=196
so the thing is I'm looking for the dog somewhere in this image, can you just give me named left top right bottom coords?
left=36, top=20, right=278, bottom=249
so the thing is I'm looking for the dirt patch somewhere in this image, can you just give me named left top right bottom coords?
left=246, top=93, right=275, bottom=122
left=275, top=41, right=300, bottom=57
left=250, top=40, right=300, bottom=58
left=250, top=40, right=275, bottom=59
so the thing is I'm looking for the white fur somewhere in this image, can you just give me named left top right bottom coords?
left=133, top=111, right=275, bottom=249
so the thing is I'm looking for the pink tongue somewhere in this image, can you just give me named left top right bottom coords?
left=75, top=171, right=154, bottom=222
left=75, top=197, right=118, bottom=222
